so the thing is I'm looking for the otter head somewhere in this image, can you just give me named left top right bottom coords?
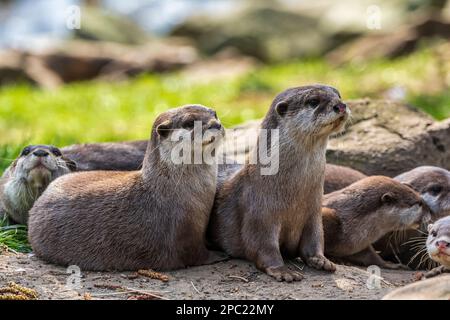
left=395, top=166, right=450, bottom=220
left=360, top=176, right=431, bottom=230
left=264, top=84, right=350, bottom=140
left=426, top=216, right=450, bottom=268
left=11, top=145, right=76, bottom=191
left=150, top=104, right=224, bottom=165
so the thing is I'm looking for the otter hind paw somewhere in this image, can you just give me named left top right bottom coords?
left=424, top=266, right=449, bottom=279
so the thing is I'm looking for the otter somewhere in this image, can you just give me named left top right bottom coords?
left=208, top=85, right=349, bottom=282
left=375, top=166, right=450, bottom=269
left=28, top=105, right=225, bottom=271
left=61, top=140, right=147, bottom=171
left=322, top=176, right=431, bottom=269
left=423, top=216, right=450, bottom=278
left=0, top=145, right=76, bottom=225
left=395, top=166, right=450, bottom=219
left=324, top=164, right=367, bottom=194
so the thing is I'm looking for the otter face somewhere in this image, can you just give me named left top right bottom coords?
left=426, top=216, right=450, bottom=268
left=272, top=84, right=350, bottom=138
left=12, top=145, right=76, bottom=189
left=152, top=105, right=225, bottom=164
left=370, top=178, right=431, bottom=230
left=395, top=166, right=450, bottom=220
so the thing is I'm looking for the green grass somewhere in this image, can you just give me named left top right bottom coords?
left=0, top=218, right=32, bottom=253
left=0, top=47, right=449, bottom=252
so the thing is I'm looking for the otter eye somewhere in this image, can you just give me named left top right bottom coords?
left=431, top=230, right=437, bottom=237
left=182, top=119, right=195, bottom=129
left=20, top=146, right=31, bottom=156
left=52, top=148, right=62, bottom=157
left=428, top=185, right=442, bottom=196
left=307, top=98, right=320, bottom=108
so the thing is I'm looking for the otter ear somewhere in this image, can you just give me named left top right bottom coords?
left=381, top=192, right=395, bottom=203
left=275, top=101, right=289, bottom=117
left=427, top=224, right=433, bottom=233
left=62, top=157, right=77, bottom=172
left=156, top=120, right=172, bottom=138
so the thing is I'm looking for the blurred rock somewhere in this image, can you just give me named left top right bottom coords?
left=327, top=15, right=450, bottom=64
left=0, top=40, right=199, bottom=88
left=74, top=5, right=151, bottom=45
left=0, top=51, right=36, bottom=86
left=383, top=275, right=450, bottom=300
left=171, top=6, right=360, bottom=62
left=180, top=49, right=259, bottom=82
left=224, top=99, right=450, bottom=176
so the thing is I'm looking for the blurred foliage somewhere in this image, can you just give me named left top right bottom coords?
left=0, top=47, right=449, bottom=173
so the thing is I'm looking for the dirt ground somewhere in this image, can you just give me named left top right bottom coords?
left=0, top=251, right=420, bottom=300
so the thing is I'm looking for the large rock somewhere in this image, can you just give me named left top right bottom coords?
left=224, top=99, right=450, bottom=177
left=383, top=275, right=450, bottom=300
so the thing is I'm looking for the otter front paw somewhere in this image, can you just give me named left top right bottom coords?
left=265, top=266, right=303, bottom=282
left=306, top=255, right=336, bottom=272
left=424, top=266, right=449, bottom=279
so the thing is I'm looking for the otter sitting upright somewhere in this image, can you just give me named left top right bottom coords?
left=29, top=105, right=225, bottom=271
left=0, top=145, right=76, bottom=225
left=209, top=85, right=349, bottom=282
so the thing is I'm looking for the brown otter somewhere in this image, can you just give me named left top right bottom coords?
left=61, top=140, right=147, bottom=171
left=375, top=166, right=450, bottom=269
left=208, top=85, right=349, bottom=282
left=0, top=145, right=76, bottom=225
left=28, top=105, right=226, bottom=271
left=324, top=164, right=367, bottom=194
left=322, top=176, right=431, bottom=269
left=423, top=216, right=450, bottom=278
left=395, top=166, right=450, bottom=220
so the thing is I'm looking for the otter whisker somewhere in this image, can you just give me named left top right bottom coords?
left=407, top=247, right=428, bottom=266
left=417, top=251, right=432, bottom=269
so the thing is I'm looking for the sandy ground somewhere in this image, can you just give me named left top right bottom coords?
left=0, top=251, right=420, bottom=300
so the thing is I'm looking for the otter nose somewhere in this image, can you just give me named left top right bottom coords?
left=333, top=103, right=347, bottom=114
left=33, top=149, right=49, bottom=157
left=436, top=240, right=450, bottom=249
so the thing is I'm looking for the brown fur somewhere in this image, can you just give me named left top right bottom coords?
left=28, top=105, right=225, bottom=271
left=324, top=164, right=367, bottom=194
left=61, top=140, right=147, bottom=171
left=208, top=85, right=349, bottom=282
left=322, top=176, right=430, bottom=269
